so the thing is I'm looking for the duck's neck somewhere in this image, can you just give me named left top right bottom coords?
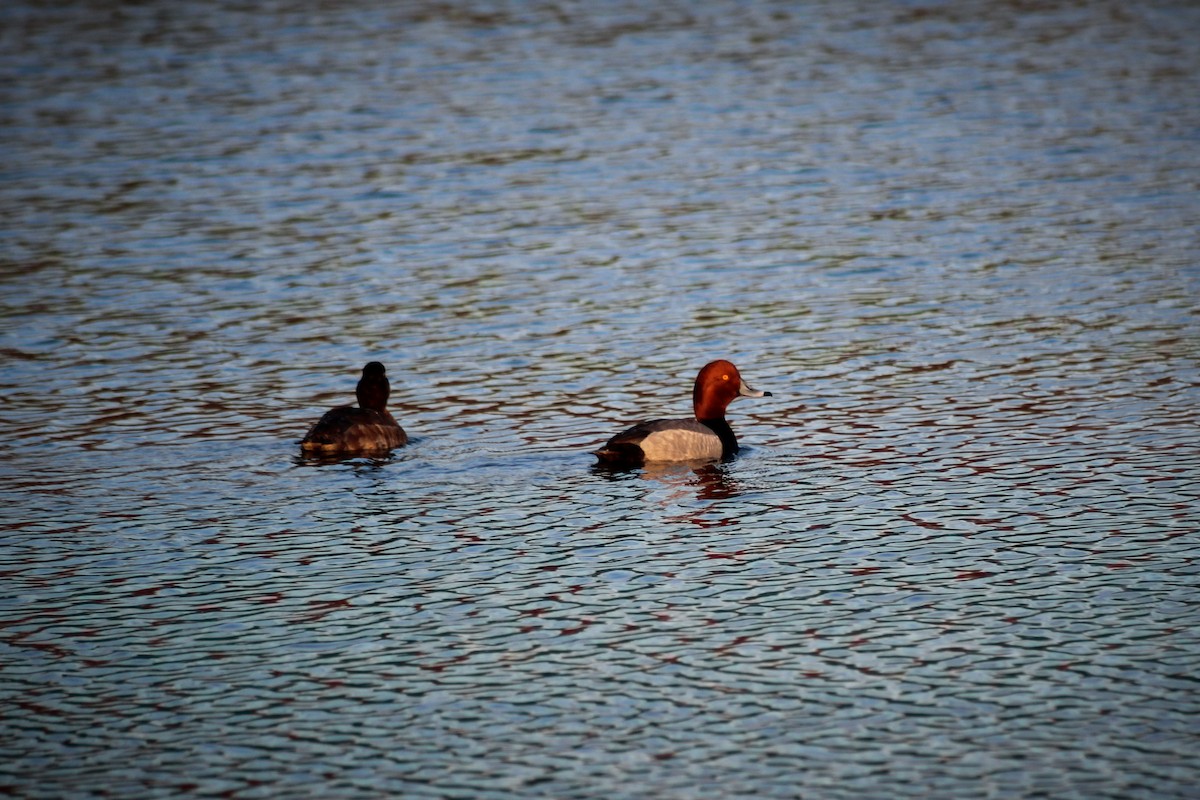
left=357, top=380, right=389, bottom=412
left=698, top=417, right=738, bottom=458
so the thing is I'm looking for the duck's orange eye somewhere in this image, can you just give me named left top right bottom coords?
left=722, top=374, right=729, bottom=381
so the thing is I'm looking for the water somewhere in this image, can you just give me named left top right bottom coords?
left=2, top=1, right=1199, bottom=798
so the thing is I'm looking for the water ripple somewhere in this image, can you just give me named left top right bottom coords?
left=3, top=0, right=1200, bottom=798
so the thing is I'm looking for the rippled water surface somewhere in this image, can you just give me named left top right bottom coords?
left=3, top=1, right=1199, bottom=798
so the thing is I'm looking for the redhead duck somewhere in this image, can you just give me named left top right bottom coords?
left=594, top=360, right=771, bottom=465
left=300, top=362, right=408, bottom=454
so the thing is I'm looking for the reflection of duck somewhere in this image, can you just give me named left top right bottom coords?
left=591, top=461, right=745, bottom=510
left=300, top=362, right=407, bottom=454
left=643, top=462, right=743, bottom=502
left=594, top=360, right=771, bottom=465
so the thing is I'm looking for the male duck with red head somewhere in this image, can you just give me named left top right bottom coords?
left=594, top=360, right=771, bottom=465
left=300, top=362, right=408, bottom=454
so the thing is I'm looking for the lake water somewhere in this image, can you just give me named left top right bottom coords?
left=2, top=1, right=1199, bottom=798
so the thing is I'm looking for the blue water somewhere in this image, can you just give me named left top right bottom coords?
left=2, top=1, right=1199, bottom=798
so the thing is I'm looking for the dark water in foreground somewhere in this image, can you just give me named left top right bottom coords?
left=2, top=1, right=1199, bottom=798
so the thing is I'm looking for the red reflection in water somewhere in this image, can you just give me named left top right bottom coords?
left=955, top=570, right=993, bottom=580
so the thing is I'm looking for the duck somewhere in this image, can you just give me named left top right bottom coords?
left=594, top=360, right=771, bottom=465
left=300, top=362, right=408, bottom=454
